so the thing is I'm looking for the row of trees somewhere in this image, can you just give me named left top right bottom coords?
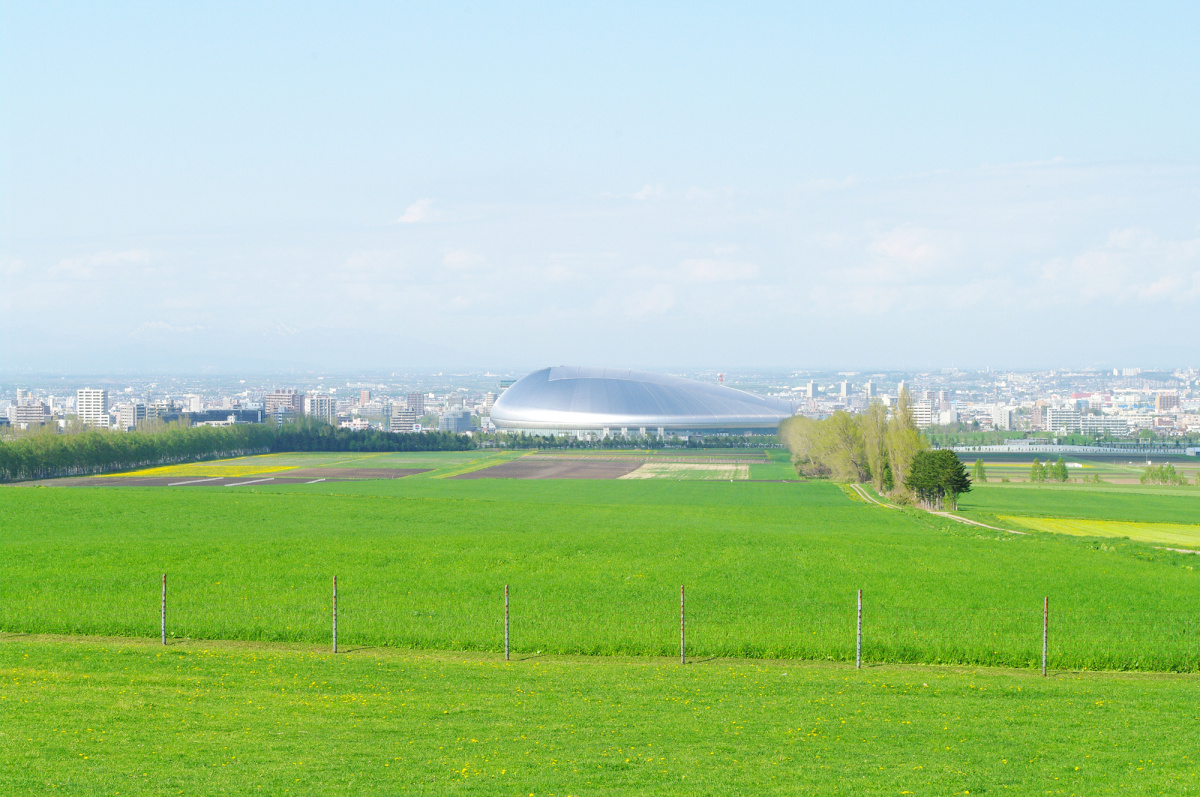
left=779, top=390, right=936, bottom=503
left=0, top=418, right=472, bottom=483
left=1140, top=463, right=1196, bottom=486
left=274, top=417, right=472, bottom=453
left=1029, top=457, right=1070, bottom=483
left=905, top=449, right=972, bottom=510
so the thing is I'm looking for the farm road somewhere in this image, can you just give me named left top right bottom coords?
left=850, top=483, right=1024, bottom=535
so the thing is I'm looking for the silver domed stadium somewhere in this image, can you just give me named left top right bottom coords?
left=489, top=366, right=795, bottom=436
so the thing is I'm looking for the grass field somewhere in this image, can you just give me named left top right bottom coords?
left=958, top=482, right=1200, bottom=525
left=5, top=454, right=1200, bottom=671
left=963, top=457, right=1200, bottom=485
left=999, top=516, right=1200, bottom=549
left=3, top=635, right=1198, bottom=796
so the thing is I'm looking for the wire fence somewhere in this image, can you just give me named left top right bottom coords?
left=5, top=574, right=1196, bottom=674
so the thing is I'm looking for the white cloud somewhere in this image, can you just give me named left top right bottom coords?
left=50, top=249, right=155, bottom=279
left=868, top=227, right=948, bottom=265
left=130, top=321, right=206, bottom=338
left=679, top=259, right=760, bottom=282
left=442, top=249, right=486, bottom=270
left=1037, top=229, right=1200, bottom=304
left=624, top=285, right=675, bottom=316
left=395, top=198, right=434, bottom=224
left=632, top=183, right=665, bottom=200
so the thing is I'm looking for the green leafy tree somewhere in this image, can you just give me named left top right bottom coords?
left=1029, top=458, right=1045, bottom=483
left=1053, top=457, right=1069, bottom=482
left=904, top=449, right=972, bottom=510
left=972, top=458, right=987, bottom=483
left=860, top=401, right=890, bottom=492
left=886, top=388, right=928, bottom=502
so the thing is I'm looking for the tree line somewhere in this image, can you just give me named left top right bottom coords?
left=779, top=389, right=971, bottom=509
left=0, top=418, right=471, bottom=483
left=1140, top=463, right=1196, bottom=486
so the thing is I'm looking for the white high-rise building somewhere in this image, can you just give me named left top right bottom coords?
left=304, top=393, right=337, bottom=423
left=116, top=402, right=147, bottom=431
left=912, top=400, right=934, bottom=428
left=76, top=388, right=109, bottom=429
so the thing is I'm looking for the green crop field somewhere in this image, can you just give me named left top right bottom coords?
left=958, top=482, right=1200, bottom=525
left=960, top=456, right=1200, bottom=485
left=4, top=455, right=1200, bottom=672
left=3, top=635, right=1198, bottom=796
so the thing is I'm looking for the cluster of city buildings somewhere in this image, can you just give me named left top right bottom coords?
left=782, top=367, right=1200, bottom=438
left=1, top=381, right=504, bottom=436
left=3, top=367, right=1198, bottom=441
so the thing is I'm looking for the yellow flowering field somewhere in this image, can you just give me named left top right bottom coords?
left=99, top=462, right=297, bottom=478
left=1000, top=516, right=1200, bottom=549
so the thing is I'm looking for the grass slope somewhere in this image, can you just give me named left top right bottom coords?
left=4, top=475, right=1200, bottom=670
left=3, top=636, right=1198, bottom=796
left=959, top=483, right=1200, bottom=525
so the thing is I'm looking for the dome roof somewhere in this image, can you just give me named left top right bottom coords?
left=489, top=366, right=794, bottom=431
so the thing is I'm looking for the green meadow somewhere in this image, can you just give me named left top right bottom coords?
left=3, top=635, right=1198, bottom=796
left=958, top=481, right=1200, bottom=525
left=4, top=454, right=1200, bottom=671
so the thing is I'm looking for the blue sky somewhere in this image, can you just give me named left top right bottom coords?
left=2, top=1, right=1198, bottom=372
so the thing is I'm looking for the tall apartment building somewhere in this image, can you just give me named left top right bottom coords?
left=304, top=393, right=336, bottom=423
left=146, top=400, right=173, bottom=421
left=992, top=405, right=1014, bottom=431
left=864, top=381, right=876, bottom=398
left=912, top=400, right=934, bottom=428
left=839, top=381, right=848, bottom=399
left=390, top=407, right=418, bottom=432
left=1155, top=393, right=1180, bottom=413
left=440, top=408, right=472, bottom=434
left=116, top=402, right=146, bottom=431
left=76, top=388, right=109, bottom=429
left=482, top=392, right=497, bottom=414
left=360, top=389, right=371, bottom=406
left=11, top=402, right=47, bottom=428
left=406, top=392, right=425, bottom=415
left=1043, top=408, right=1081, bottom=433
left=1079, top=416, right=1130, bottom=437
left=264, top=389, right=302, bottom=415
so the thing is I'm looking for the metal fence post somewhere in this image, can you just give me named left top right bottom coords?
left=332, top=575, right=338, bottom=654
left=1042, top=596, right=1048, bottom=677
left=856, top=589, right=863, bottom=669
left=504, top=584, right=510, bottom=661
left=161, top=573, right=167, bottom=645
left=680, top=585, right=686, bottom=664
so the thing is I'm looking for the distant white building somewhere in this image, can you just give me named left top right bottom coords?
left=115, top=402, right=146, bottom=431
left=391, top=406, right=418, bottom=432
left=992, top=406, right=1015, bottom=431
left=304, top=393, right=337, bottom=423
left=912, top=400, right=934, bottom=428
left=10, top=402, right=47, bottom=429
left=76, top=388, right=109, bottom=429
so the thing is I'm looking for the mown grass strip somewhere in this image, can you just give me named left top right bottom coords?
left=2, top=634, right=1198, bottom=795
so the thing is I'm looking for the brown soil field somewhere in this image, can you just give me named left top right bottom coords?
left=452, top=458, right=642, bottom=479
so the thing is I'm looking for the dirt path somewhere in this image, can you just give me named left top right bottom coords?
left=851, top=483, right=1025, bottom=534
